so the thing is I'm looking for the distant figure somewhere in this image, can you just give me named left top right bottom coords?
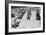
left=36, top=9, right=40, bottom=20
left=27, top=8, right=31, bottom=20
left=12, top=17, right=21, bottom=28
left=11, top=13, right=15, bottom=18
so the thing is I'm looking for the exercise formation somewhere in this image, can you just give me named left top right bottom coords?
left=11, top=6, right=41, bottom=28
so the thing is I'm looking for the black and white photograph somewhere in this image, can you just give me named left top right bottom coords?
left=7, top=1, right=45, bottom=33
left=11, top=6, right=41, bottom=28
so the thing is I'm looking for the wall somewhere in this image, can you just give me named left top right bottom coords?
left=0, top=0, right=46, bottom=35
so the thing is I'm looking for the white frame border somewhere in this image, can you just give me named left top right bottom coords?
left=8, top=3, right=43, bottom=32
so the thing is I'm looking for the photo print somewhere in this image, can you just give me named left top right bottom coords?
left=11, top=6, right=41, bottom=28
left=7, top=2, right=45, bottom=33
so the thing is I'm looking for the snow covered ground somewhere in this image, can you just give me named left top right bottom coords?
left=11, top=7, right=41, bottom=29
